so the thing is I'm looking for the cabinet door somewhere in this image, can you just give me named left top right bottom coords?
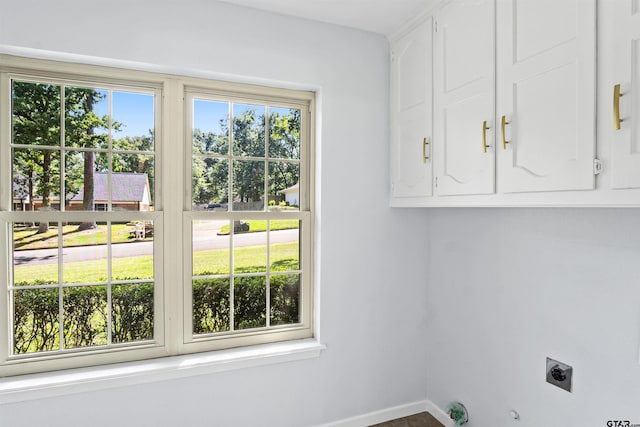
left=609, top=1, right=640, bottom=189
left=434, top=0, right=495, bottom=196
left=496, top=0, right=596, bottom=193
left=390, top=18, right=433, bottom=200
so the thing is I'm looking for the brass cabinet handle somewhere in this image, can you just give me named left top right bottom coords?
left=500, top=115, right=510, bottom=150
left=482, top=120, right=491, bottom=153
left=422, top=137, right=429, bottom=163
left=613, top=84, right=623, bottom=130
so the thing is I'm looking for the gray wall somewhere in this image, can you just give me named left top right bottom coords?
left=0, top=0, right=430, bottom=425
left=426, top=208, right=640, bottom=426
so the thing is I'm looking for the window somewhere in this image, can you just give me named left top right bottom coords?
left=183, top=89, right=313, bottom=352
left=0, top=56, right=314, bottom=376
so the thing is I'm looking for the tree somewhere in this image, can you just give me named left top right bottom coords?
left=232, top=109, right=265, bottom=206
left=12, top=83, right=110, bottom=232
left=64, top=88, right=109, bottom=230
left=192, top=126, right=229, bottom=206
left=269, top=108, right=300, bottom=159
left=268, top=109, right=300, bottom=200
left=190, top=108, right=301, bottom=208
left=12, top=82, right=62, bottom=233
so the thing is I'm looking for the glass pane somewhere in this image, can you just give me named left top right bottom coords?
left=270, top=274, right=300, bottom=326
left=12, top=167, right=29, bottom=212
left=12, top=81, right=61, bottom=147
left=193, top=99, right=229, bottom=155
left=268, top=161, right=300, bottom=210
left=13, top=148, right=61, bottom=211
left=232, top=103, right=265, bottom=157
left=63, top=222, right=108, bottom=284
left=234, top=222, right=266, bottom=273
left=13, top=222, right=59, bottom=286
left=112, top=283, right=154, bottom=343
left=234, top=276, right=266, bottom=330
left=193, top=278, right=230, bottom=335
left=192, top=157, right=229, bottom=211
left=92, top=88, right=109, bottom=136
left=112, top=220, right=154, bottom=281
left=65, top=86, right=109, bottom=149
left=269, top=107, right=300, bottom=160
left=13, top=288, right=60, bottom=354
left=270, top=220, right=300, bottom=272
left=64, top=150, right=108, bottom=211
left=110, top=153, right=154, bottom=211
left=193, top=220, right=230, bottom=276
left=233, top=160, right=265, bottom=211
left=112, top=133, right=154, bottom=152
left=112, top=91, right=155, bottom=147
left=63, top=286, right=107, bottom=348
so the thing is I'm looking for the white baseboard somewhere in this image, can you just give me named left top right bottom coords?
left=425, top=400, right=454, bottom=427
left=316, top=400, right=454, bottom=427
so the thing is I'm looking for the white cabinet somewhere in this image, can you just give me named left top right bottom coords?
left=496, top=0, right=596, bottom=193
left=607, top=0, right=640, bottom=189
left=434, top=0, right=495, bottom=196
left=390, top=18, right=433, bottom=204
left=434, top=0, right=596, bottom=196
left=389, top=0, right=640, bottom=206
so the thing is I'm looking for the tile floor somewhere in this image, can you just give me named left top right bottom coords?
left=370, top=412, right=444, bottom=427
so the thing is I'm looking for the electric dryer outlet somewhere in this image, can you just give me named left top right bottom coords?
left=546, top=357, right=573, bottom=392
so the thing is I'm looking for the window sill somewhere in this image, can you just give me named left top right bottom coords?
left=0, top=339, right=325, bottom=404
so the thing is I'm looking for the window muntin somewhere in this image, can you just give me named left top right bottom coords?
left=190, top=98, right=303, bottom=212
left=0, top=57, right=314, bottom=376
left=10, top=80, right=157, bottom=213
left=185, top=91, right=311, bottom=348
left=2, top=72, right=162, bottom=372
left=190, top=219, right=303, bottom=337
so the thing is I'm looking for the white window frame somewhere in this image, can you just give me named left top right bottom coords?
left=182, top=86, right=314, bottom=354
left=0, top=54, right=316, bottom=377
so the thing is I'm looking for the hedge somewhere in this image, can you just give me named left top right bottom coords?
left=193, top=274, right=300, bottom=334
left=13, top=275, right=300, bottom=354
left=13, top=281, right=154, bottom=354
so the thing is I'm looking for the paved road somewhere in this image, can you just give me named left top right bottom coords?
left=14, top=225, right=299, bottom=267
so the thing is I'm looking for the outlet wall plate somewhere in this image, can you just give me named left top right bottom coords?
left=546, top=357, right=573, bottom=392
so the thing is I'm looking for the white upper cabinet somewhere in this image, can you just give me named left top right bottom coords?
left=607, top=0, right=640, bottom=189
left=389, top=0, right=640, bottom=206
left=434, top=0, right=495, bottom=196
left=390, top=18, right=433, bottom=203
left=496, top=0, right=596, bottom=193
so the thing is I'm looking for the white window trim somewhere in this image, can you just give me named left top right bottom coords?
left=0, top=339, right=325, bottom=404
left=0, top=53, right=318, bottom=378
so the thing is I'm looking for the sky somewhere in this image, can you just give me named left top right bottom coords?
left=15, top=81, right=296, bottom=141
left=193, top=99, right=294, bottom=135
left=92, top=90, right=155, bottom=138
left=91, top=91, right=296, bottom=138
left=193, top=99, right=229, bottom=134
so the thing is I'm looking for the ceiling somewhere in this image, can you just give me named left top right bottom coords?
left=217, top=0, right=438, bottom=35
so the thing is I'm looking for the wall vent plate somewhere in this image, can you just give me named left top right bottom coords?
left=546, top=357, right=573, bottom=392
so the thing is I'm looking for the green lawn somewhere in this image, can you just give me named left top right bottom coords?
left=217, top=220, right=299, bottom=235
left=14, top=242, right=299, bottom=285
left=13, top=219, right=296, bottom=249
left=193, top=241, right=299, bottom=275
left=13, top=224, right=150, bottom=251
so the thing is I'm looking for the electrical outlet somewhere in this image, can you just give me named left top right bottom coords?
left=546, top=357, right=573, bottom=392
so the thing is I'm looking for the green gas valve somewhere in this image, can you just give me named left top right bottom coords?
left=446, top=401, right=469, bottom=426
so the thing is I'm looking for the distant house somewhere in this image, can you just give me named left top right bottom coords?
left=12, top=176, right=29, bottom=211
left=69, top=173, right=152, bottom=211
left=280, top=183, right=299, bottom=206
